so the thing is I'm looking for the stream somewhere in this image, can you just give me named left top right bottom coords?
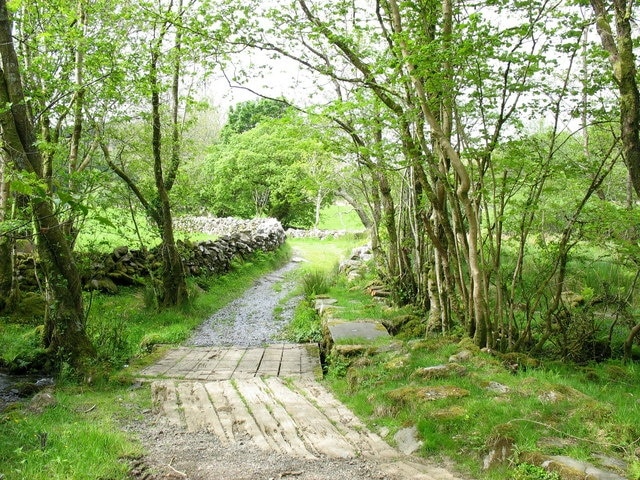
left=0, top=371, right=53, bottom=410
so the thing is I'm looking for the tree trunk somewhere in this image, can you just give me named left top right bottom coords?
left=0, top=154, right=13, bottom=311
left=103, top=28, right=188, bottom=309
left=591, top=0, right=640, bottom=198
left=336, top=189, right=372, bottom=229
left=623, top=322, right=640, bottom=362
left=0, top=235, right=12, bottom=312
left=150, top=46, right=188, bottom=307
left=313, top=190, right=322, bottom=229
left=0, top=0, right=94, bottom=370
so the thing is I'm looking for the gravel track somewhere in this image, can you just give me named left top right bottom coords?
left=188, top=260, right=302, bottom=347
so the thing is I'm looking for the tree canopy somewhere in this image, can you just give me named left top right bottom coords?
left=203, top=110, right=336, bottom=227
left=220, top=98, right=290, bottom=141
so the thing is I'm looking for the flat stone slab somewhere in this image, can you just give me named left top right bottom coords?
left=138, top=344, right=321, bottom=381
left=328, top=321, right=390, bottom=342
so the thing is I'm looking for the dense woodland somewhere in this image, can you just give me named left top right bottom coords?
left=1, top=0, right=640, bottom=371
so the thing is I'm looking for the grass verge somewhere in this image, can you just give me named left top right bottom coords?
left=0, top=383, right=149, bottom=480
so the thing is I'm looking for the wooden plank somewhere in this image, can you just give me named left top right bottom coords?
left=247, top=378, right=316, bottom=458
left=220, top=380, right=274, bottom=452
left=264, top=377, right=355, bottom=458
left=233, top=378, right=312, bottom=458
left=151, top=380, right=184, bottom=428
left=292, top=378, right=396, bottom=459
left=203, top=381, right=236, bottom=444
left=175, top=382, right=229, bottom=445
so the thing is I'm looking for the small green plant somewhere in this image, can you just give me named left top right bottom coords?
left=142, top=282, right=159, bottom=310
left=629, top=461, right=640, bottom=480
left=89, top=315, right=130, bottom=366
left=301, top=269, right=333, bottom=297
left=325, top=351, right=350, bottom=378
left=512, top=463, right=561, bottom=480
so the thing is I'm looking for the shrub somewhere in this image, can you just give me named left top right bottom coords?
left=284, top=300, right=322, bottom=343
left=89, top=315, right=131, bottom=367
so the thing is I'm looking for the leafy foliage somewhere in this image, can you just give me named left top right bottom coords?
left=220, top=98, right=289, bottom=141
left=512, top=463, right=561, bottom=480
left=202, top=113, right=335, bottom=227
left=283, top=300, right=322, bottom=343
left=301, top=269, right=333, bottom=297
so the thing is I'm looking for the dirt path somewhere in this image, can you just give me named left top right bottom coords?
left=188, top=261, right=302, bottom=347
left=130, top=261, right=469, bottom=480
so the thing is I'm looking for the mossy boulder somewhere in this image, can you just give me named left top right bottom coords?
left=501, top=352, right=541, bottom=372
left=86, top=277, right=118, bottom=294
left=429, top=405, right=468, bottom=419
left=457, top=337, right=482, bottom=353
left=382, top=314, right=423, bottom=337
left=12, top=292, right=45, bottom=322
left=385, top=354, right=410, bottom=370
left=411, top=363, right=467, bottom=380
left=387, top=385, right=470, bottom=405
left=332, top=344, right=369, bottom=357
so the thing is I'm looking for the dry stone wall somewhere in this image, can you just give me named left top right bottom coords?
left=175, top=216, right=364, bottom=240
left=178, top=217, right=286, bottom=276
left=17, top=217, right=286, bottom=294
left=285, top=228, right=365, bottom=239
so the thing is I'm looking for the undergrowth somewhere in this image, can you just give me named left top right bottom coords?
left=283, top=299, right=322, bottom=343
